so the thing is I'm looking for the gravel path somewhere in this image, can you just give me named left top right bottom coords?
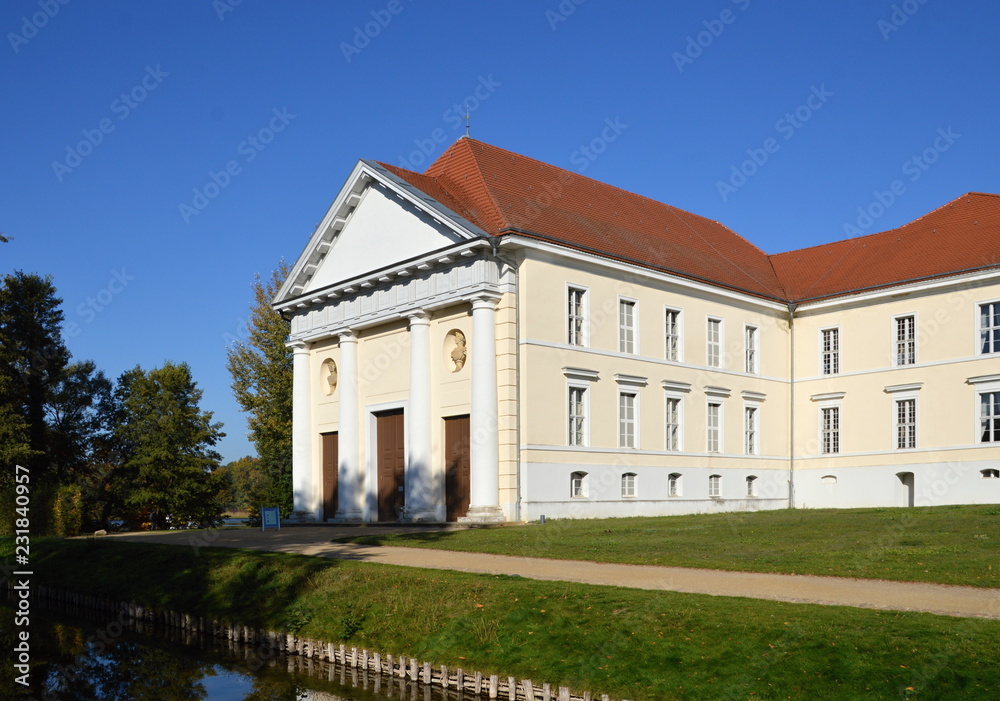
left=109, top=526, right=1000, bottom=621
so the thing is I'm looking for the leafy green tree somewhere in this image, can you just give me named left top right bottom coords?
left=226, top=261, right=293, bottom=520
left=214, top=455, right=262, bottom=511
left=115, top=362, right=225, bottom=528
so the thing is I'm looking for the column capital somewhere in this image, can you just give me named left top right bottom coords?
left=467, top=292, right=501, bottom=310
left=337, top=329, right=358, bottom=344
left=287, top=340, right=311, bottom=353
left=406, top=310, right=431, bottom=326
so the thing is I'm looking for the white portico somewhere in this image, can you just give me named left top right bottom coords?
left=274, top=160, right=514, bottom=523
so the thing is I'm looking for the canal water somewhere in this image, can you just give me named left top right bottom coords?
left=1, top=601, right=464, bottom=701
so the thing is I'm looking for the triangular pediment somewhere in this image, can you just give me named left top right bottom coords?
left=275, top=161, right=486, bottom=304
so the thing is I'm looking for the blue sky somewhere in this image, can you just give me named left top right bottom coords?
left=3, top=0, right=998, bottom=463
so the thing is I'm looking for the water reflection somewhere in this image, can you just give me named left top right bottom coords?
left=0, top=602, right=474, bottom=701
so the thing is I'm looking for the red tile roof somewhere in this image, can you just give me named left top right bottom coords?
left=379, top=139, right=1000, bottom=304
left=771, top=192, right=1000, bottom=302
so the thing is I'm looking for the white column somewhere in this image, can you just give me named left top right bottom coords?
left=289, top=340, right=317, bottom=521
left=334, top=331, right=363, bottom=521
left=403, top=311, right=436, bottom=521
left=461, top=295, right=505, bottom=522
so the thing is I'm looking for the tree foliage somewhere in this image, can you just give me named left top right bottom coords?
left=0, top=271, right=70, bottom=479
left=115, top=362, right=226, bottom=528
left=226, top=261, right=293, bottom=519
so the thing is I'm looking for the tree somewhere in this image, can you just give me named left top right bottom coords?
left=214, top=455, right=263, bottom=511
left=0, top=271, right=70, bottom=478
left=114, top=362, right=225, bottom=528
left=226, top=261, right=293, bottom=519
left=0, top=272, right=70, bottom=532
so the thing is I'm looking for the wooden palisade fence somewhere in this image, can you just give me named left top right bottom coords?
left=11, top=584, right=630, bottom=701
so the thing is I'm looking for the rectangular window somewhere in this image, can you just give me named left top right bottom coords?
left=668, top=473, right=681, bottom=497
left=619, top=392, right=637, bottom=448
left=568, top=386, right=586, bottom=447
left=821, top=406, right=840, bottom=454
left=708, top=474, right=721, bottom=497
left=707, top=402, right=721, bottom=453
left=980, top=392, right=1000, bottom=443
left=896, top=316, right=916, bottom=365
left=619, top=299, right=636, bottom=354
left=665, top=308, right=681, bottom=361
left=980, top=302, right=1000, bottom=354
left=745, top=325, right=758, bottom=374
left=622, top=473, right=636, bottom=498
left=744, top=406, right=757, bottom=455
left=821, top=328, right=840, bottom=375
left=567, top=286, right=586, bottom=346
left=895, top=398, right=916, bottom=449
left=665, top=397, right=681, bottom=451
left=707, top=318, right=722, bottom=368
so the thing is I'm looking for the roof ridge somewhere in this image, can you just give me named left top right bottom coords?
left=426, top=139, right=511, bottom=231
left=773, top=192, right=985, bottom=258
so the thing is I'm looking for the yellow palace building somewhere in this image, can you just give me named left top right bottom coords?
left=273, top=138, right=1000, bottom=523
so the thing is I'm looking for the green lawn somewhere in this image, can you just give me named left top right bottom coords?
left=3, top=538, right=998, bottom=700
left=345, top=505, right=1000, bottom=587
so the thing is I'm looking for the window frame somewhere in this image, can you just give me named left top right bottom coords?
left=820, top=326, right=840, bottom=375
left=894, top=397, right=917, bottom=450
left=978, top=300, right=1000, bottom=356
left=744, top=403, right=759, bottom=455
left=665, top=395, right=682, bottom=452
left=979, top=390, right=1000, bottom=444
left=664, top=306, right=682, bottom=362
left=746, top=475, right=758, bottom=497
left=893, top=314, right=917, bottom=366
left=707, top=317, right=723, bottom=368
left=566, top=284, right=589, bottom=347
left=708, top=474, right=721, bottom=498
left=820, top=404, right=841, bottom=454
left=618, top=296, right=638, bottom=354
left=621, top=472, right=637, bottom=498
left=668, top=472, right=682, bottom=497
left=570, top=471, right=589, bottom=498
left=707, top=401, right=722, bottom=453
left=745, top=324, right=759, bottom=374
left=567, top=383, right=589, bottom=447
left=619, top=390, right=638, bottom=449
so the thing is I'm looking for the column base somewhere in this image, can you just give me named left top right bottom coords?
left=284, top=510, right=319, bottom=524
left=458, top=505, right=506, bottom=524
left=332, top=510, right=364, bottom=523
left=400, top=507, right=440, bottom=523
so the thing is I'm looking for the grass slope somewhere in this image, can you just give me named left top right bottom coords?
left=346, top=506, right=1000, bottom=587
left=3, top=538, right=998, bottom=700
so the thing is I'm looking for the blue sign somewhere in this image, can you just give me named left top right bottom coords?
left=261, top=507, right=281, bottom=531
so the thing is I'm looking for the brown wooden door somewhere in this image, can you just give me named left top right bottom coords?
left=321, top=432, right=338, bottom=520
left=376, top=409, right=405, bottom=521
left=444, top=415, right=471, bottom=522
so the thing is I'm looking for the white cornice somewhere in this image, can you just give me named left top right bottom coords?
left=810, top=391, right=846, bottom=402
left=661, top=380, right=693, bottom=393
left=562, top=366, right=600, bottom=382
left=795, top=267, right=1000, bottom=314
left=967, top=374, right=1000, bottom=385
left=500, top=236, right=789, bottom=313
left=614, top=373, right=649, bottom=388
left=884, top=383, right=924, bottom=393
left=704, top=385, right=732, bottom=398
